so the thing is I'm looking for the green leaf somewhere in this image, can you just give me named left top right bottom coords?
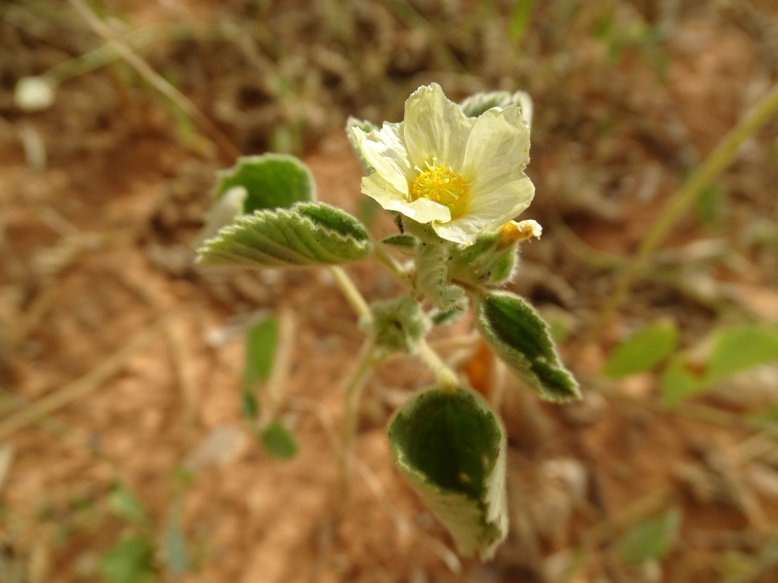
left=388, top=386, right=508, bottom=559
left=162, top=499, right=188, bottom=576
left=244, top=316, right=278, bottom=384
left=261, top=421, right=298, bottom=460
left=240, top=389, right=260, bottom=420
left=100, top=536, right=155, bottom=583
left=660, top=356, right=705, bottom=407
left=603, top=321, right=679, bottom=379
left=617, top=507, right=682, bottom=564
left=108, top=483, right=147, bottom=525
left=214, top=154, right=315, bottom=213
left=459, top=90, right=532, bottom=127
left=381, top=234, right=418, bottom=250
left=196, top=202, right=372, bottom=269
left=706, top=325, right=778, bottom=382
left=477, top=291, right=580, bottom=401
left=508, top=0, right=538, bottom=43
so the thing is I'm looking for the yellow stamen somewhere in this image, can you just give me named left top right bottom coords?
left=498, top=220, right=542, bottom=247
left=409, top=165, right=469, bottom=218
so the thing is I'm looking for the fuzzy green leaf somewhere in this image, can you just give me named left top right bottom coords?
left=214, top=154, right=315, bottom=213
left=371, top=295, right=430, bottom=354
left=388, top=386, right=508, bottom=559
left=261, top=421, right=299, bottom=460
left=707, top=325, right=778, bottom=382
left=108, top=483, right=147, bottom=525
left=381, top=234, right=418, bottom=250
left=603, top=321, right=678, bottom=378
left=618, top=507, right=682, bottom=564
left=660, top=356, right=705, bottom=407
left=196, top=202, right=372, bottom=269
left=477, top=291, right=580, bottom=401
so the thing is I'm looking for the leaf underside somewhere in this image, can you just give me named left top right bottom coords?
left=196, top=202, right=372, bottom=269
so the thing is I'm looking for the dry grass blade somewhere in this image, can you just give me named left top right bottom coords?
left=0, top=312, right=183, bottom=440
left=67, top=0, right=241, bottom=162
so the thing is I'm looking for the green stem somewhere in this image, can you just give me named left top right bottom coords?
left=340, top=336, right=378, bottom=498
left=416, top=338, right=459, bottom=392
left=593, top=82, right=778, bottom=335
left=373, top=244, right=411, bottom=284
left=329, top=266, right=371, bottom=323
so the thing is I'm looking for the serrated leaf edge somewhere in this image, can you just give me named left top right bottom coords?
left=196, top=202, right=372, bottom=268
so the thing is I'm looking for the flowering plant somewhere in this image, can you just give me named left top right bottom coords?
left=196, top=84, right=579, bottom=559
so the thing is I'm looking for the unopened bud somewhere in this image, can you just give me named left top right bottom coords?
left=498, top=219, right=542, bottom=248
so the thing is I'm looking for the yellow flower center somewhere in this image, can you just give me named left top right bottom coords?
left=409, top=165, right=469, bottom=218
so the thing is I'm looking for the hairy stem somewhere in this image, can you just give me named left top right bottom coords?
left=416, top=338, right=459, bottom=392
left=329, top=266, right=372, bottom=323
left=373, top=244, right=411, bottom=284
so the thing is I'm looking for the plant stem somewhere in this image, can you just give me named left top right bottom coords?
left=416, top=339, right=459, bottom=392
left=373, top=244, right=411, bottom=283
left=593, top=82, right=778, bottom=336
left=339, top=336, right=378, bottom=499
left=329, top=266, right=371, bottom=323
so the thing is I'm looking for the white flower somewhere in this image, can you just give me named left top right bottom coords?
left=351, top=83, right=534, bottom=246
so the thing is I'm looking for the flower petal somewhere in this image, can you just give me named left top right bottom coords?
left=362, top=173, right=451, bottom=223
left=462, top=105, right=530, bottom=195
left=403, top=83, right=471, bottom=170
left=352, top=122, right=412, bottom=194
left=433, top=175, right=535, bottom=245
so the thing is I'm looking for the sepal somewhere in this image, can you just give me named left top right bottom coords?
left=449, top=232, right=518, bottom=287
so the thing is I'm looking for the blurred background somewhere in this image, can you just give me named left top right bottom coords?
left=1, top=1, right=778, bottom=581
